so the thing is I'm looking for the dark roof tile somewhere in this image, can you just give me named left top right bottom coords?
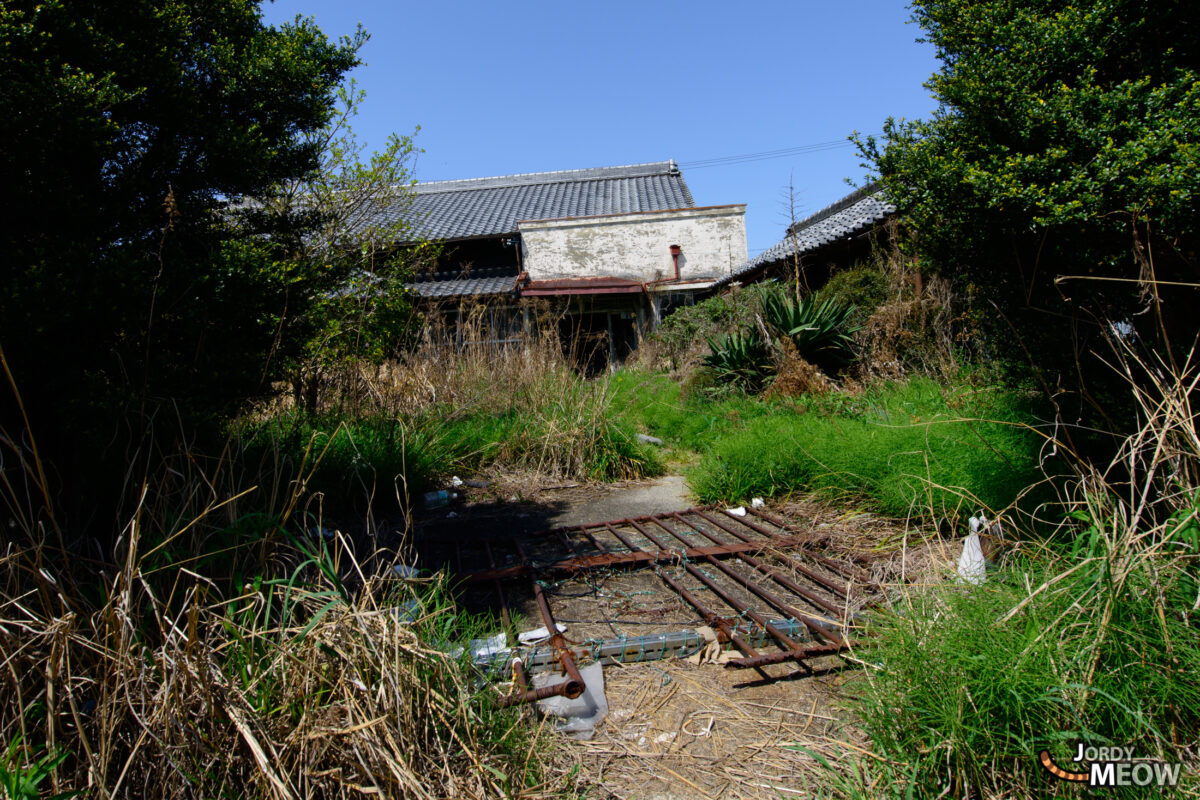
left=375, top=161, right=695, bottom=241
left=714, top=185, right=894, bottom=289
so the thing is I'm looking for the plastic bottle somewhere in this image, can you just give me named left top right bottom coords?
left=423, top=489, right=458, bottom=508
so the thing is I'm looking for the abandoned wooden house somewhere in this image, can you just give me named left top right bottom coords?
left=713, top=183, right=896, bottom=293
left=392, top=161, right=747, bottom=369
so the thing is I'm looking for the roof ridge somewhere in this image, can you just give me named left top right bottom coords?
left=786, top=182, right=883, bottom=237
left=414, top=160, right=680, bottom=194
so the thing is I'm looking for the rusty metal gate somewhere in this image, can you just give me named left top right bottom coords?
left=414, top=506, right=882, bottom=705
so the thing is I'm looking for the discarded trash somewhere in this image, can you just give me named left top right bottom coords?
left=450, top=476, right=464, bottom=487
left=535, top=661, right=607, bottom=739
left=682, top=713, right=715, bottom=738
left=751, top=497, right=766, bottom=508
left=636, top=433, right=664, bottom=446
left=957, top=521, right=988, bottom=585
left=446, top=632, right=509, bottom=662
left=726, top=506, right=747, bottom=517
left=686, top=625, right=739, bottom=665
left=423, top=489, right=458, bottom=508
left=463, top=478, right=490, bottom=489
left=392, top=564, right=420, bottom=579
left=519, top=623, right=566, bottom=644
left=446, top=511, right=458, bottom=518
left=470, top=632, right=508, bottom=660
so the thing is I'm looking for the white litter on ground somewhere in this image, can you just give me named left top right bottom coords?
left=726, top=506, right=747, bottom=517
left=518, top=624, right=566, bottom=644
left=534, top=661, right=608, bottom=740
left=957, top=515, right=989, bottom=585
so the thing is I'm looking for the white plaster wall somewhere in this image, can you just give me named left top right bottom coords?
left=517, top=205, right=747, bottom=283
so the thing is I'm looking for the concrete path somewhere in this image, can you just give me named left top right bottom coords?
left=548, top=474, right=691, bottom=528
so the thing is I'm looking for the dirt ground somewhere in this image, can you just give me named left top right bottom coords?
left=562, top=656, right=863, bottom=799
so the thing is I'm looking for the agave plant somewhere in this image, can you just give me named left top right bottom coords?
left=760, top=292, right=859, bottom=371
left=703, top=330, right=773, bottom=392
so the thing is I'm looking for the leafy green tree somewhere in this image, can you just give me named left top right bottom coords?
left=0, top=1, right=364, bottom=525
left=859, top=0, right=1199, bottom=426
left=247, top=83, right=436, bottom=413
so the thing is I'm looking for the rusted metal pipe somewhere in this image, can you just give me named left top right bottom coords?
left=601, top=522, right=642, bottom=553
left=677, top=562, right=807, bottom=655
left=495, top=655, right=581, bottom=708
left=696, top=510, right=854, bottom=604
left=483, top=539, right=512, bottom=631
left=532, top=581, right=585, bottom=699
left=725, top=640, right=849, bottom=670
left=742, top=507, right=881, bottom=590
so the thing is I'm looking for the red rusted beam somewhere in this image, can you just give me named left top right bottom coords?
left=602, top=522, right=642, bottom=552
left=693, top=510, right=852, bottom=600
left=625, top=518, right=676, bottom=552
left=678, top=561, right=807, bottom=655
left=458, top=535, right=809, bottom=582
left=743, top=508, right=881, bottom=590
left=532, top=581, right=585, bottom=699
left=483, top=540, right=512, bottom=631
left=724, top=640, right=850, bottom=670
left=495, top=655, right=582, bottom=708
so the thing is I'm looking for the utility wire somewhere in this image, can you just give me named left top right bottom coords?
left=679, top=140, right=854, bottom=170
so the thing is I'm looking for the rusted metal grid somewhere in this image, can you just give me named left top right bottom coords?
left=415, top=506, right=882, bottom=703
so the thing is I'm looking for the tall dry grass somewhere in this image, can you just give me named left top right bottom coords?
left=245, top=302, right=654, bottom=507
left=0, top=419, right=559, bottom=799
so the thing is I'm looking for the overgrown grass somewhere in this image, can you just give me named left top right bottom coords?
left=819, top=345, right=1200, bottom=799
left=691, top=378, right=1049, bottom=519
left=240, top=320, right=659, bottom=512
left=613, top=371, right=1049, bottom=522
left=846, top=557, right=1199, bottom=798
left=0, top=425, right=564, bottom=798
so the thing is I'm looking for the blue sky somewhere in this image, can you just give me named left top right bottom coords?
left=261, top=1, right=941, bottom=259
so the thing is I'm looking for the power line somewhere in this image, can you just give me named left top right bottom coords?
left=679, top=140, right=854, bottom=170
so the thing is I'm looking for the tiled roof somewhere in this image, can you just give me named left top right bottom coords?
left=408, top=274, right=516, bottom=299
left=374, top=161, right=696, bottom=241
left=714, top=185, right=895, bottom=289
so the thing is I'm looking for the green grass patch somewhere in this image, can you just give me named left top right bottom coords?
left=240, top=371, right=658, bottom=512
left=612, top=372, right=1049, bottom=521
left=846, top=555, right=1200, bottom=798
left=690, top=378, right=1048, bottom=518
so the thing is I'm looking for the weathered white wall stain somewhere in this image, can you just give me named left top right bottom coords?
left=517, top=205, right=747, bottom=283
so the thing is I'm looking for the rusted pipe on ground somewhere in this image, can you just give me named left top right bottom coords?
left=532, top=580, right=586, bottom=699
left=743, top=507, right=882, bottom=591
left=601, top=522, right=642, bottom=552
left=460, top=534, right=811, bottom=582
left=495, top=656, right=582, bottom=708
left=686, top=512, right=847, bottom=617
left=677, top=561, right=807, bottom=655
left=695, top=510, right=851, bottom=598
left=725, top=640, right=849, bottom=670
left=483, top=539, right=512, bottom=631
